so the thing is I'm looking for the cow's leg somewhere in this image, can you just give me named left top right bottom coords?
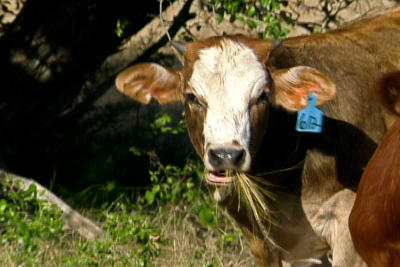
left=310, top=189, right=366, bottom=267
left=240, top=226, right=282, bottom=267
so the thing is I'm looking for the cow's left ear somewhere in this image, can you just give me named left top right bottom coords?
left=115, top=63, right=184, bottom=105
left=269, top=66, right=336, bottom=112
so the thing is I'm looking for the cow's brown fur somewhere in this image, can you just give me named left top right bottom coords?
left=349, top=72, right=400, bottom=267
left=116, top=7, right=400, bottom=266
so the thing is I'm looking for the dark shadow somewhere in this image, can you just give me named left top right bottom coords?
left=0, top=0, right=196, bottom=200
left=309, top=116, right=379, bottom=190
left=252, top=106, right=379, bottom=191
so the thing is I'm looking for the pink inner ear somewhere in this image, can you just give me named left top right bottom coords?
left=115, top=63, right=184, bottom=105
left=274, top=87, right=309, bottom=111
left=270, top=66, right=336, bottom=112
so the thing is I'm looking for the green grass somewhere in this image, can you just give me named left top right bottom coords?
left=0, top=111, right=256, bottom=266
left=0, top=166, right=255, bottom=267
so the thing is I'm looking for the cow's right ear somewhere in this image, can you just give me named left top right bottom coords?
left=115, top=63, right=184, bottom=105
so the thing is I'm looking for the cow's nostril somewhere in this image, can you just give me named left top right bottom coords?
left=207, top=147, right=246, bottom=170
left=208, top=149, right=223, bottom=168
left=230, top=149, right=245, bottom=165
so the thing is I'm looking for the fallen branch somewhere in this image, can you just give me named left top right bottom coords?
left=0, top=170, right=103, bottom=240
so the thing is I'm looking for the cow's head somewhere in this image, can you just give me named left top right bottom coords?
left=116, top=35, right=335, bottom=190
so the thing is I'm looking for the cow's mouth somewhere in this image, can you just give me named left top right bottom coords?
left=205, top=170, right=236, bottom=202
left=205, top=170, right=236, bottom=185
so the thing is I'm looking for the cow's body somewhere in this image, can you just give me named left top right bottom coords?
left=349, top=72, right=400, bottom=267
left=116, top=7, right=400, bottom=266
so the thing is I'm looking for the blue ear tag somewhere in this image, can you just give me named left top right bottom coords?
left=295, top=93, right=324, bottom=133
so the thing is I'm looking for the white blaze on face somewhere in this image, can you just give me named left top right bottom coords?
left=189, top=39, right=267, bottom=171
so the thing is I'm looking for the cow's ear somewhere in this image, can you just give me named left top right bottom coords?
left=269, top=66, right=336, bottom=112
left=115, top=63, right=184, bottom=105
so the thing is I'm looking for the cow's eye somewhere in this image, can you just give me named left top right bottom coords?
left=255, top=91, right=268, bottom=105
left=186, top=93, right=202, bottom=107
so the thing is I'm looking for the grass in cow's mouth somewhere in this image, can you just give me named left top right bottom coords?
left=220, top=170, right=280, bottom=248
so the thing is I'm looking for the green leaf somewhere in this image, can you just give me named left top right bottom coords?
left=26, top=184, right=37, bottom=194
left=186, top=181, right=194, bottom=189
left=263, top=14, right=272, bottom=23
left=139, top=255, right=145, bottom=266
left=271, top=1, right=281, bottom=11
left=280, top=28, right=291, bottom=37
left=120, top=203, right=126, bottom=212
left=194, top=250, right=202, bottom=259
left=0, top=199, right=7, bottom=213
left=225, top=235, right=234, bottom=242
left=17, top=222, right=31, bottom=246
left=247, top=6, right=255, bottom=17
left=23, top=196, right=34, bottom=201
left=80, top=241, right=89, bottom=252
left=187, top=190, right=195, bottom=202
left=247, top=19, right=257, bottom=29
left=149, top=170, right=159, bottom=183
left=107, top=181, right=116, bottom=191
left=152, top=184, right=160, bottom=194
left=199, top=207, right=216, bottom=228
left=217, top=13, right=224, bottom=23
left=231, top=1, right=240, bottom=13
left=261, top=0, right=270, bottom=8
left=129, top=147, right=142, bottom=156
left=145, top=190, right=155, bottom=205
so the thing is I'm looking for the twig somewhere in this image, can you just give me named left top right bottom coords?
left=159, top=0, right=185, bottom=65
left=159, top=0, right=173, bottom=42
left=202, top=0, right=220, bottom=36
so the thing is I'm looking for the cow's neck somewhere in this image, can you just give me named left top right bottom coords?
left=252, top=106, right=305, bottom=191
left=252, top=107, right=371, bottom=202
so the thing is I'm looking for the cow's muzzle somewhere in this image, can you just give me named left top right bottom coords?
left=204, top=144, right=250, bottom=187
left=207, top=147, right=247, bottom=171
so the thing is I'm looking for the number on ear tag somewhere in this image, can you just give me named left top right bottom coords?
left=295, top=93, right=324, bottom=133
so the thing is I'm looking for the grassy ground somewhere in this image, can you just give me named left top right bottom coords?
left=152, top=204, right=255, bottom=267
left=0, top=173, right=255, bottom=267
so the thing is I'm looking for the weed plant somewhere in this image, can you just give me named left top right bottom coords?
left=0, top=162, right=255, bottom=266
left=0, top=112, right=255, bottom=266
left=0, top=178, right=63, bottom=266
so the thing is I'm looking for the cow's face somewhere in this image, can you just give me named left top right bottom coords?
left=184, top=38, right=271, bottom=175
left=115, top=35, right=335, bottom=189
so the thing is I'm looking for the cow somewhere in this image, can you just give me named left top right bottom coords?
left=349, top=72, right=400, bottom=267
left=115, top=7, right=400, bottom=267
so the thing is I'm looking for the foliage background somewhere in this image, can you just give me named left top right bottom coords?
left=0, top=0, right=398, bottom=265
left=0, top=0, right=395, bottom=197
